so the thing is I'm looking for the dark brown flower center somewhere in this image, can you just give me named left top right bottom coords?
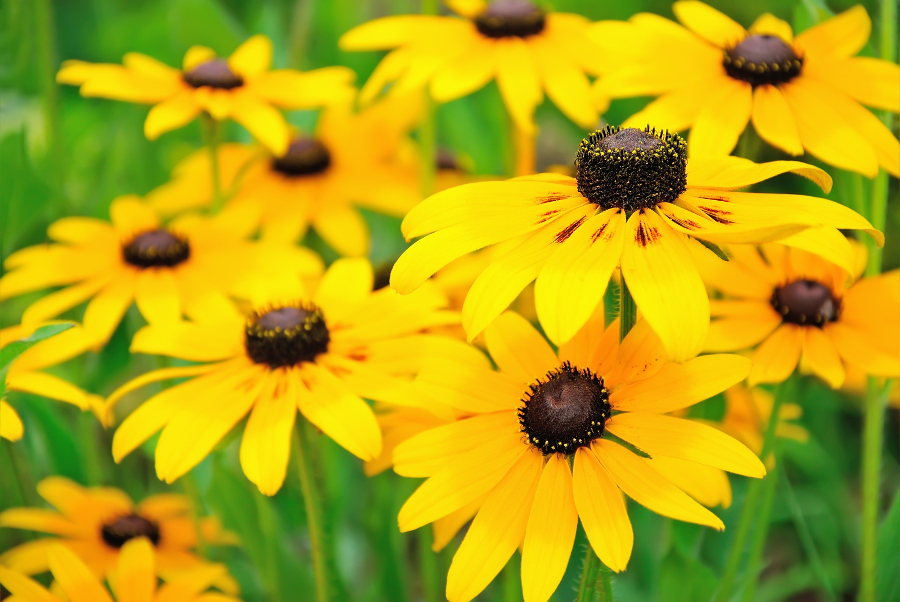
left=271, top=137, right=332, bottom=177
left=122, top=229, right=190, bottom=268
left=183, top=59, right=244, bottom=89
left=519, top=362, right=611, bottom=455
left=245, top=304, right=330, bottom=368
left=575, top=126, right=687, bottom=212
left=101, top=514, right=160, bottom=548
left=474, top=0, right=546, bottom=38
left=436, top=148, right=461, bottom=171
left=723, top=35, right=803, bottom=86
left=771, top=280, right=840, bottom=326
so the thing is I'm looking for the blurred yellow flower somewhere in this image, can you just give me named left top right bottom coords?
left=0, top=196, right=322, bottom=349
left=57, top=35, right=356, bottom=155
left=699, top=243, right=900, bottom=387
left=718, top=383, right=809, bottom=457
left=105, top=259, right=479, bottom=495
left=395, top=311, right=762, bottom=602
left=0, top=323, right=101, bottom=441
left=0, top=477, right=238, bottom=593
left=0, top=538, right=241, bottom=602
left=147, top=95, right=423, bottom=256
left=340, top=0, right=606, bottom=133
left=591, top=2, right=900, bottom=177
left=392, top=125, right=879, bottom=361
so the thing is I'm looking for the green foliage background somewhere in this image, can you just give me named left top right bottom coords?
left=0, top=1, right=897, bottom=601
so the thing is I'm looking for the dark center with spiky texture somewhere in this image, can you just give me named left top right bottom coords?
left=122, top=230, right=190, bottom=268
left=271, top=137, right=332, bottom=177
left=474, top=0, right=546, bottom=38
left=771, top=280, right=840, bottom=326
left=519, top=362, right=611, bottom=455
left=245, top=304, right=330, bottom=368
left=575, top=126, right=687, bottom=212
left=723, top=35, right=803, bottom=86
left=183, top=59, right=244, bottom=89
left=101, top=514, right=161, bottom=548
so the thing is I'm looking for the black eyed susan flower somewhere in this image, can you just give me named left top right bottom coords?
left=0, top=538, right=242, bottom=602
left=0, top=477, right=238, bottom=593
left=104, top=259, right=478, bottom=495
left=391, top=125, right=881, bottom=361
left=0, top=323, right=103, bottom=441
left=339, top=0, right=606, bottom=134
left=394, top=311, right=763, bottom=602
left=699, top=242, right=900, bottom=388
left=0, top=196, right=322, bottom=349
left=590, top=2, right=900, bottom=177
left=57, top=35, right=355, bottom=155
left=146, top=95, right=423, bottom=256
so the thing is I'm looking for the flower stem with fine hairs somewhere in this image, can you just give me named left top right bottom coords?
left=201, top=113, right=224, bottom=214
left=293, top=421, right=331, bottom=602
left=717, top=378, right=791, bottom=602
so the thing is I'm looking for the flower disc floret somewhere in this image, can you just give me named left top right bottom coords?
left=518, top=361, right=611, bottom=455
left=183, top=58, right=244, bottom=89
left=575, top=126, right=687, bottom=212
left=271, top=137, right=332, bottom=177
left=723, top=35, right=803, bottom=87
left=245, top=304, right=330, bottom=368
left=771, top=279, right=840, bottom=326
left=122, top=229, right=190, bottom=268
left=100, top=514, right=161, bottom=548
left=474, top=0, right=546, bottom=38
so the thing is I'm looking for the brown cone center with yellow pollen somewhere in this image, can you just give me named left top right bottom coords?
left=101, top=513, right=161, bottom=548
left=123, top=229, right=190, bottom=268
left=771, top=280, right=840, bottom=326
left=519, top=362, right=611, bottom=455
left=245, top=304, right=330, bottom=368
left=575, top=126, right=687, bottom=213
left=474, top=0, right=546, bottom=38
left=183, top=58, right=244, bottom=89
left=271, top=137, right=332, bottom=177
left=723, top=35, right=803, bottom=86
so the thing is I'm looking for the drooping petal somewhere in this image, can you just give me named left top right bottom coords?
left=686, top=155, right=831, bottom=192
left=134, top=269, right=182, bottom=325
left=689, top=77, right=752, bottom=158
left=312, top=203, right=370, bottom=257
left=228, top=90, right=290, bottom=156
left=799, top=326, right=845, bottom=388
left=751, top=85, right=803, bottom=156
left=622, top=83, right=714, bottom=132
left=648, top=455, right=732, bottom=509
left=805, top=56, right=900, bottom=113
left=483, top=311, right=558, bottom=385
left=0, top=565, right=58, bottom=602
left=704, top=306, right=782, bottom=352
left=430, top=37, right=495, bottom=102
left=314, top=257, right=374, bottom=318
left=240, top=372, right=297, bottom=496
left=112, top=538, right=156, bottom=602
left=747, top=324, right=804, bottom=385
left=47, top=544, right=114, bottom=602
left=0, top=401, right=23, bottom=441
left=529, top=35, right=597, bottom=128
left=494, top=37, right=543, bottom=134
left=144, top=91, right=201, bottom=140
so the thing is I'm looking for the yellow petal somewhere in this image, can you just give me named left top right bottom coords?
left=21, top=275, right=112, bottom=325
left=572, top=447, right=632, bottom=572
left=82, top=272, right=138, bottom=344
left=751, top=84, right=803, bottom=156
left=314, top=258, right=374, bottom=318
left=183, top=46, right=217, bottom=71
left=686, top=155, right=831, bottom=192
left=228, top=89, right=290, bottom=156
left=593, top=439, right=724, bottom=529
left=806, top=56, right=900, bottom=113
left=144, top=90, right=200, bottom=140
left=228, top=35, right=272, bottom=80
left=620, top=210, right=709, bottom=362
left=622, top=83, right=713, bottom=132
left=521, top=454, right=578, bottom=602
left=0, top=565, right=59, bottom=602
left=705, top=308, right=782, bottom=352
left=794, top=5, right=870, bottom=58
left=529, top=35, right=597, bottom=128
left=110, top=195, right=158, bottom=235
left=0, top=400, right=23, bottom=441
left=240, top=372, right=297, bottom=496
left=339, top=15, right=443, bottom=50
left=483, top=311, right=558, bottom=385
left=433, top=497, right=484, bottom=552
left=312, top=203, right=370, bottom=257
left=647, top=455, right=732, bottom=508
left=748, top=324, right=804, bottom=385
left=672, top=1, right=746, bottom=47
left=430, top=38, right=495, bottom=102
left=446, top=448, right=542, bottom=602
left=607, top=412, right=766, bottom=477
left=689, top=76, right=752, bottom=158
left=748, top=13, right=793, bottom=43
left=827, top=323, right=900, bottom=378
left=800, top=326, right=845, bottom=388
left=47, top=544, right=114, bottom=602
left=134, top=269, right=181, bottom=325
left=494, top=37, right=542, bottom=134
left=249, top=66, right=356, bottom=109
left=112, top=538, right=155, bottom=602
left=5, top=372, right=91, bottom=409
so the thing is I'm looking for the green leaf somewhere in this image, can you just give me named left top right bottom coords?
left=0, top=323, right=74, bottom=398
left=877, top=490, right=900, bottom=602
left=697, top=238, right=730, bottom=261
left=658, top=549, right=718, bottom=602
left=603, top=430, right=652, bottom=459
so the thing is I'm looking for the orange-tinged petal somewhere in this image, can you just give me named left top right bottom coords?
left=484, top=311, right=558, bottom=385
left=748, top=324, right=804, bottom=385
left=800, top=326, right=845, bottom=388
left=751, top=84, right=803, bottom=155
left=47, top=544, right=114, bottom=602
left=112, top=538, right=155, bottom=602
left=0, top=566, right=59, bottom=602
left=672, top=1, right=746, bottom=47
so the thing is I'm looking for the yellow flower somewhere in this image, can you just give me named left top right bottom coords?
left=0, top=323, right=102, bottom=441
left=0, top=538, right=241, bottom=602
left=57, top=35, right=356, bottom=155
left=0, top=196, right=322, bottom=349
left=146, top=95, right=423, bottom=256
left=391, top=125, right=880, bottom=361
left=104, top=258, right=477, bottom=495
left=700, top=243, right=900, bottom=387
left=591, top=2, right=900, bottom=177
left=0, top=477, right=238, bottom=594
left=339, top=0, right=606, bottom=133
left=394, top=311, right=763, bottom=602
left=718, top=383, right=809, bottom=457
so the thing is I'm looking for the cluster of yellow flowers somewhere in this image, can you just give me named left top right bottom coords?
left=1, top=1, right=897, bottom=602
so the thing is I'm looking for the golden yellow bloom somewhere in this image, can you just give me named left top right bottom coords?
left=396, top=311, right=763, bottom=602
left=0, top=323, right=101, bottom=441
left=0, top=196, right=322, bottom=349
left=105, top=259, right=477, bottom=495
left=591, top=2, right=900, bottom=177
left=392, top=125, right=880, bottom=361
left=146, top=95, right=423, bottom=256
left=718, top=383, right=809, bottom=457
left=0, top=477, right=238, bottom=594
left=0, top=538, right=241, bottom=602
left=57, top=35, right=355, bottom=155
left=339, top=0, right=606, bottom=133
left=700, top=243, right=900, bottom=387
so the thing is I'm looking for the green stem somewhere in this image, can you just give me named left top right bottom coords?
left=180, top=472, right=209, bottom=560
left=35, top=0, right=64, bottom=199
left=201, top=114, right=224, bottom=214
left=717, top=378, right=790, bottom=602
left=618, top=280, right=636, bottom=341
left=740, top=459, right=781, bottom=602
left=501, top=561, right=519, bottom=602
left=417, top=527, right=440, bottom=602
left=860, top=377, right=889, bottom=602
left=293, top=421, right=331, bottom=602
left=576, top=545, right=601, bottom=602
